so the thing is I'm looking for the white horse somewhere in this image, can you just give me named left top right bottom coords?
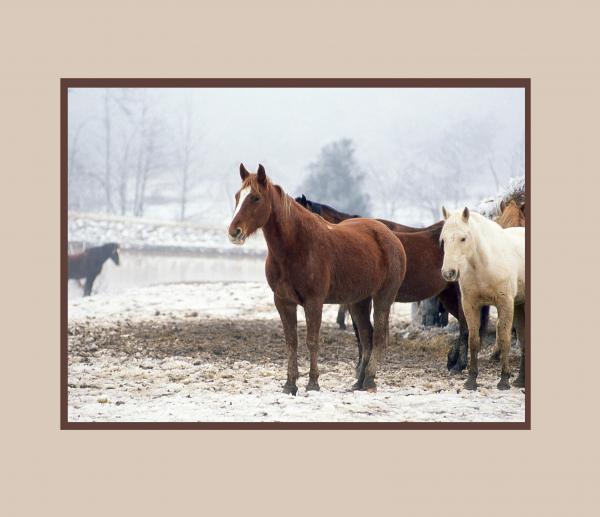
left=440, top=207, right=525, bottom=390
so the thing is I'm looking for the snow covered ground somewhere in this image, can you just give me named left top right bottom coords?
left=68, top=282, right=525, bottom=423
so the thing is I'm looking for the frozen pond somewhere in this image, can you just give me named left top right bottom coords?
left=68, top=250, right=266, bottom=298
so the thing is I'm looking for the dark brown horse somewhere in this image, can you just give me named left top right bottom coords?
left=229, top=165, right=406, bottom=393
left=295, top=195, right=439, bottom=233
left=297, top=196, right=489, bottom=373
left=296, top=195, right=442, bottom=331
left=68, top=243, right=120, bottom=296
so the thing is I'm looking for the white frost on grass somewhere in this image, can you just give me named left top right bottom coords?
left=69, top=281, right=412, bottom=325
left=69, top=353, right=525, bottom=423
left=68, top=282, right=524, bottom=423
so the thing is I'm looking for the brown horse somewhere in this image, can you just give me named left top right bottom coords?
left=68, top=243, right=120, bottom=296
left=297, top=196, right=489, bottom=373
left=229, top=165, right=406, bottom=393
left=496, top=199, right=525, bottom=229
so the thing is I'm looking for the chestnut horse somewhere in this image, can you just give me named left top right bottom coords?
left=496, top=199, right=525, bottom=229
left=229, top=165, right=406, bottom=393
left=296, top=195, right=488, bottom=373
left=441, top=207, right=525, bottom=390
left=68, top=243, right=120, bottom=296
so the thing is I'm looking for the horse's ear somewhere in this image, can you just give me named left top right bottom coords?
left=301, top=194, right=306, bottom=203
left=240, top=163, right=250, bottom=181
left=520, top=202, right=526, bottom=215
left=462, top=207, right=470, bottom=222
left=442, top=206, right=449, bottom=220
left=500, top=199, right=506, bottom=213
left=257, top=164, right=267, bottom=185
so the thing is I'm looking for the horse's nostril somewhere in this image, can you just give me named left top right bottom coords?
left=235, top=228, right=242, bottom=237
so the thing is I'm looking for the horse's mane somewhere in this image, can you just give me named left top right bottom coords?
left=243, top=175, right=294, bottom=219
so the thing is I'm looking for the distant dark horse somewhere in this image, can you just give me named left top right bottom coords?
left=296, top=195, right=489, bottom=373
left=68, top=243, right=120, bottom=296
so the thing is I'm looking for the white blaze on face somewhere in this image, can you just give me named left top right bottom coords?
left=232, top=186, right=251, bottom=220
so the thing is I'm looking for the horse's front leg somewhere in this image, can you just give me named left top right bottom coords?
left=274, top=295, right=299, bottom=395
left=83, top=274, right=96, bottom=297
left=303, top=299, right=323, bottom=391
left=496, top=299, right=515, bottom=390
left=512, top=304, right=526, bottom=388
left=463, top=301, right=482, bottom=390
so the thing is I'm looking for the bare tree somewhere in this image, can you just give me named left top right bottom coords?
left=103, top=89, right=114, bottom=213
left=174, top=95, right=200, bottom=221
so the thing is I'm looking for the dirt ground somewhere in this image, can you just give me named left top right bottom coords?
left=68, top=311, right=525, bottom=422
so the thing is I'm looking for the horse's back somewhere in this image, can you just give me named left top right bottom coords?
left=68, top=253, right=86, bottom=279
left=334, top=217, right=406, bottom=279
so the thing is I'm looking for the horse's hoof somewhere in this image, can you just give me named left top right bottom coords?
left=497, top=373, right=511, bottom=390
left=282, top=384, right=298, bottom=396
left=338, top=324, right=347, bottom=331
left=306, top=380, right=320, bottom=392
left=490, top=349, right=501, bottom=362
left=497, top=379, right=510, bottom=390
left=512, top=376, right=525, bottom=388
left=449, top=365, right=463, bottom=375
left=447, top=351, right=458, bottom=370
left=362, top=378, right=377, bottom=392
left=352, top=381, right=365, bottom=391
left=464, top=377, right=478, bottom=391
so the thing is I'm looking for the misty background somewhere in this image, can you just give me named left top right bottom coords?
left=68, top=87, right=524, bottom=226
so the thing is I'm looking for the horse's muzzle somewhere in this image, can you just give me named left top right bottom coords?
left=442, top=269, right=459, bottom=282
left=228, top=227, right=246, bottom=245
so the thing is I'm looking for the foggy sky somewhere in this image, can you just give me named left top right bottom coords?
left=69, top=87, right=524, bottom=224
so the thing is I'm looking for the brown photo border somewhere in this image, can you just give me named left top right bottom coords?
left=61, top=78, right=531, bottom=430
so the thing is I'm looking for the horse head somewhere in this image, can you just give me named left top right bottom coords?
left=106, top=243, right=120, bottom=265
left=440, top=206, right=476, bottom=282
left=496, top=199, right=525, bottom=228
left=294, top=194, right=322, bottom=215
left=228, top=163, right=274, bottom=245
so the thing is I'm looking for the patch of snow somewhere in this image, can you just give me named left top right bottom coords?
left=68, top=211, right=266, bottom=255
left=69, top=281, right=412, bottom=324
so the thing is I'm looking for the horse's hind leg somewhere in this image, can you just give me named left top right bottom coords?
left=348, top=298, right=373, bottom=389
left=274, top=295, right=299, bottom=395
left=512, top=304, right=526, bottom=388
left=303, top=299, right=323, bottom=391
left=439, top=286, right=467, bottom=373
left=496, top=300, right=515, bottom=390
left=351, top=317, right=362, bottom=373
left=361, top=295, right=394, bottom=393
left=336, top=305, right=347, bottom=330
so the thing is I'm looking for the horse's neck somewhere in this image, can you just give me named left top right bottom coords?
left=467, top=217, right=501, bottom=275
left=325, top=206, right=353, bottom=223
left=262, top=193, right=308, bottom=261
left=91, top=247, right=109, bottom=265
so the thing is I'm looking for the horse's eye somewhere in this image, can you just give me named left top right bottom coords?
left=460, top=237, right=466, bottom=242
left=440, top=239, right=444, bottom=249
left=251, top=195, right=260, bottom=203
